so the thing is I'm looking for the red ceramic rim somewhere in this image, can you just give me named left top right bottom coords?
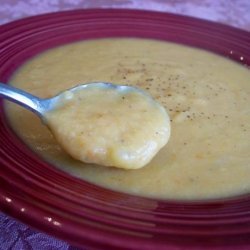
left=0, top=9, right=250, bottom=249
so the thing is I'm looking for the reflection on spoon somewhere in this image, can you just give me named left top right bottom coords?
left=0, top=82, right=171, bottom=169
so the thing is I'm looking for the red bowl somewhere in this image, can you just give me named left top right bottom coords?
left=0, top=9, right=250, bottom=249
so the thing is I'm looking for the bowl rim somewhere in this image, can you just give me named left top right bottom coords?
left=0, top=8, right=250, bottom=249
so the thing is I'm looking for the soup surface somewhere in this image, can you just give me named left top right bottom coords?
left=6, top=38, right=250, bottom=200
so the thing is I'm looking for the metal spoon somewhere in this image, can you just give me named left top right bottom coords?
left=0, top=81, right=171, bottom=169
left=0, top=82, right=141, bottom=117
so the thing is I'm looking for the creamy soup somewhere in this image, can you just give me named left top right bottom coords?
left=5, top=38, right=250, bottom=200
left=44, top=83, right=170, bottom=169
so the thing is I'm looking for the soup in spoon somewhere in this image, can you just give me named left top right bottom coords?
left=44, top=83, right=170, bottom=169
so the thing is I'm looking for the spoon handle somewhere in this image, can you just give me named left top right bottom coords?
left=0, top=82, right=43, bottom=116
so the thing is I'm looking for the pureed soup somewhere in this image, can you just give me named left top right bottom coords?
left=5, top=38, right=250, bottom=200
left=44, top=83, right=171, bottom=169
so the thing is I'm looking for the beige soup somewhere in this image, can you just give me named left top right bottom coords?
left=44, top=83, right=171, bottom=169
left=5, top=38, right=250, bottom=200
